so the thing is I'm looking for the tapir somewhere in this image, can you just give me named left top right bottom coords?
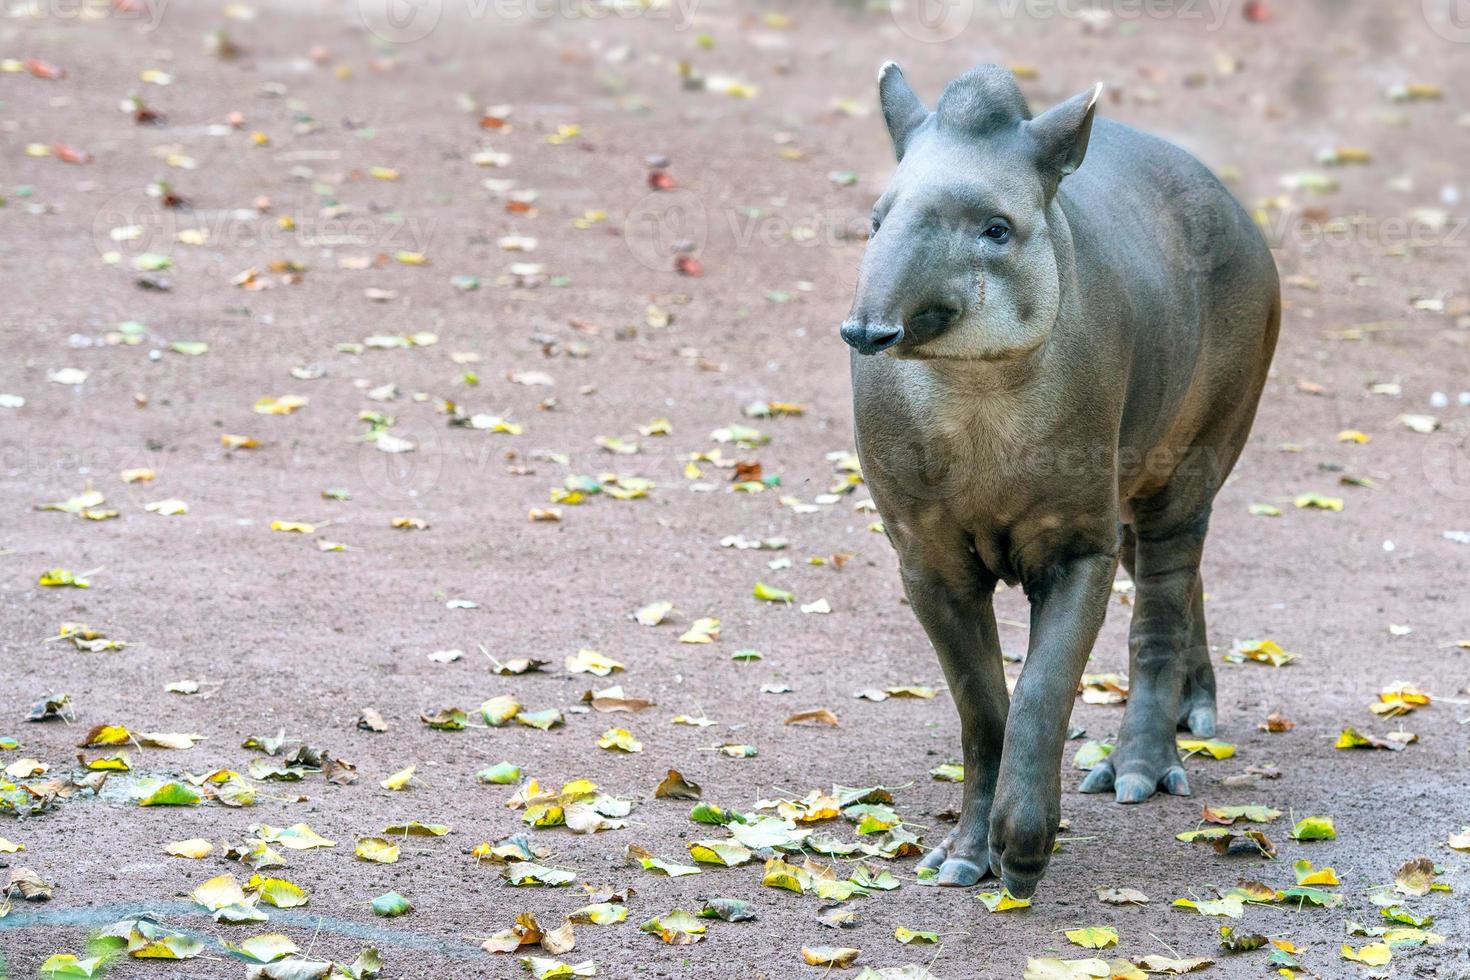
left=842, top=63, right=1279, bottom=898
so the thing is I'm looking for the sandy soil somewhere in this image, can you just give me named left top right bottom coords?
left=2, top=0, right=1469, bottom=977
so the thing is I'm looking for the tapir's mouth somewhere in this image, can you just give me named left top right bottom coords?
left=841, top=303, right=962, bottom=356
left=904, top=304, right=961, bottom=342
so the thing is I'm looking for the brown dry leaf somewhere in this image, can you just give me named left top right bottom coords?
left=785, top=708, right=839, bottom=727
left=583, top=686, right=654, bottom=713
left=6, top=868, right=54, bottom=901
left=541, top=920, right=575, bottom=955
left=1097, top=886, right=1150, bottom=905
left=357, top=708, right=388, bottom=732
left=1260, top=711, right=1295, bottom=732
left=653, top=770, right=701, bottom=800
left=1394, top=856, right=1436, bottom=897
left=1133, top=955, right=1214, bottom=974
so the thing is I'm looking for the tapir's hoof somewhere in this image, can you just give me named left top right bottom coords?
left=1079, top=761, right=1191, bottom=802
left=991, top=851, right=1045, bottom=899
left=1184, top=704, right=1217, bottom=738
left=935, top=857, right=986, bottom=887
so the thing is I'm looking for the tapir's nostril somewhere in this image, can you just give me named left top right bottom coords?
left=841, top=320, right=904, bottom=355
left=908, top=305, right=959, bottom=333
left=866, top=326, right=903, bottom=350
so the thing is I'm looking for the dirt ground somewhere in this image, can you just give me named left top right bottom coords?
left=2, top=0, right=1469, bottom=977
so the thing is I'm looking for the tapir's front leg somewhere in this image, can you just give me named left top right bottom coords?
left=901, top=563, right=1009, bottom=887
left=988, top=552, right=1116, bottom=897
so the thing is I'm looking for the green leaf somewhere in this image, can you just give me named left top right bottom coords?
left=371, top=892, right=412, bottom=917
left=1291, top=815, right=1337, bottom=841
left=135, top=782, right=201, bottom=807
left=929, top=762, right=964, bottom=782
left=895, top=925, right=941, bottom=944
left=476, top=762, right=522, bottom=784
left=697, top=898, right=754, bottom=922
left=1073, top=740, right=1114, bottom=770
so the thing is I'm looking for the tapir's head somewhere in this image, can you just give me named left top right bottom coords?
left=841, top=63, right=1101, bottom=360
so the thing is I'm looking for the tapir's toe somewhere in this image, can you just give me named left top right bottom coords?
left=1161, top=765, right=1191, bottom=796
left=935, top=857, right=986, bottom=887
left=1078, top=761, right=1115, bottom=794
left=1185, top=704, right=1217, bottom=738
left=918, top=844, right=948, bottom=871
left=1112, top=772, right=1157, bottom=804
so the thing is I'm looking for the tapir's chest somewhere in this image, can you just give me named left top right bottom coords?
left=854, top=374, right=1120, bottom=585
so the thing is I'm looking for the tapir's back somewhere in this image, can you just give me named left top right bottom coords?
left=1056, top=117, right=1280, bottom=502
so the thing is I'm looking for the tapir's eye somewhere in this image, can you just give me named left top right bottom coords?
left=982, top=219, right=1011, bottom=244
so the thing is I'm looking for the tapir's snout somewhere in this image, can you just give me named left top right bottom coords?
left=841, top=319, right=904, bottom=355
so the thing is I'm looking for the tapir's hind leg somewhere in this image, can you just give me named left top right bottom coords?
left=1177, top=578, right=1217, bottom=737
left=1081, top=514, right=1204, bottom=803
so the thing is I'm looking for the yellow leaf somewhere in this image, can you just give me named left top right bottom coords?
left=247, top=875, right=309, bottom=908
left=165, top=839, right=213, bottom=859
left=801, top=947, right=860, bottom=968
left=270, top=520, right=315, bottom=534
left=381, top=765, right=416, bottom=790
left=190, top=873, right=246, bottom=911
left=597, top=728, right=642, bottom=753
left=1341, top=943, right=1391, bottom=966
left=355, top=837, right=401, bottom=864
left=566, top=648, right=624, bottom=676
left=253, top=394, right=308, bottom=415
left=1177, top=738, right=1236, bottom=760
left=1065, top=926, right=1119, bottom=949
left=977, top=889, right=1031, bottom=912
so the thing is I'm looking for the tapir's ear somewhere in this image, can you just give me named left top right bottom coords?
left=878, top=62, right=929, bottom=161
left=1024, top=82, right=1103, bottom=180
